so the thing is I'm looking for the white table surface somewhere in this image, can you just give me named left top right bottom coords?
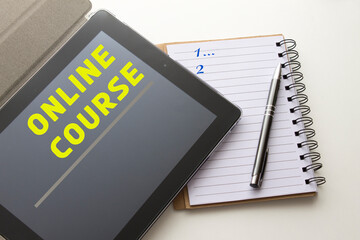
left=89, top=0, right=360, bottom=239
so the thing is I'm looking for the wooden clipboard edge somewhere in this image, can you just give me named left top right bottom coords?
left=172, top=186, right=189, bottom=210
left=156, top=34, right=316, bottom=210
left=156, top=43, right=167, bottom=52
left=177, top=192, right=316, bottom=210
left=158, top=34, right=284, bottom=52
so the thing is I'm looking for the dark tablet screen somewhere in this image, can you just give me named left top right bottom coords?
left=0, top=31, right=216, bottom=239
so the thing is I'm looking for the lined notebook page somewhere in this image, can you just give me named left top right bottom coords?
left=167, top=35, right=317, bottom=206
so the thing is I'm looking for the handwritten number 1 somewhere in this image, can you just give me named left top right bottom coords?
left=196, top=65, right=204, bottom=74
left=195, top=48, right=200, bottom=57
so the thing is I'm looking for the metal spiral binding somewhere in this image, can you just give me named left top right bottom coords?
left=285, top=82, right=305, bottom=93
left=288, top=93, right=308, bottom=105
left=283, top=71, right=303, bottom=82
left=305, top=177, right=326, bottom=185
left=302, top=163, right=323, bottom=172
left=300, top=152, right=321, bottom=162
left=295, top=128, right=316, bottom=138
left=297, top=140, right=318, bottom=151
left=276, top=39, right=325, bottom=186
left=290, top=105, right=310, bottom=116
left=292, top=116, right=313, bottom=128
left=282, top=60, right=301, bottom=72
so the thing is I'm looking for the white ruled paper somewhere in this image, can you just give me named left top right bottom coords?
left=167, top=35, right=317, bottom=205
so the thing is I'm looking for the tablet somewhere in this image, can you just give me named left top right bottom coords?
left=0, top=10, right=241, bottom=240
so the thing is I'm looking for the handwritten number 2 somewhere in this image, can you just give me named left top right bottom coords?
left=196, top=65, right=204, bottom=74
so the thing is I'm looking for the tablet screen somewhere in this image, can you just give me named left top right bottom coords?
left=0, top=31, right=216, bottom=239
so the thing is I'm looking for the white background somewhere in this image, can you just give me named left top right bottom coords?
left=89, top=1, right=360, bottom=239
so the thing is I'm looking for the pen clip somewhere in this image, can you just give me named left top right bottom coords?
left=258, top=148, right=269, bottom=187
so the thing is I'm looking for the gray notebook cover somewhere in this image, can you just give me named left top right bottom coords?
left=0, top=0, right=92, bottom=107
left=0, top=0, right=91, bottom=238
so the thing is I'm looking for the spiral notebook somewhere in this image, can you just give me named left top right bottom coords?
left=157, top=34, right=325, bottom=209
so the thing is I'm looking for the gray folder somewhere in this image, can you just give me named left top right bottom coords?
left=0, top=1, right=91, bottom=238
left=0, top=0, right=91, bottom=107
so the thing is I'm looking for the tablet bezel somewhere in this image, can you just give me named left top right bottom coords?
left=0, top=10, right=241, bottom=239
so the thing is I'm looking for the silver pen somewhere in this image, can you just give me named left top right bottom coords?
left=250, top=63, right=282, bottom=188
